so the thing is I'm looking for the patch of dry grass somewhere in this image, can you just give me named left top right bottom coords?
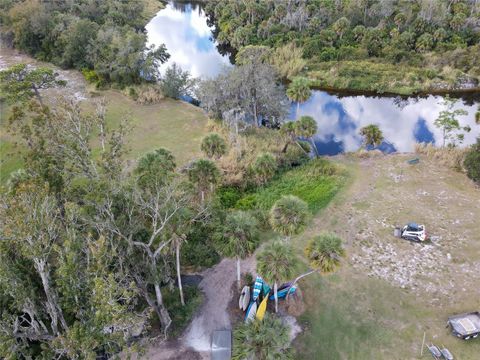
left=414, top=142, right=467, bottom=170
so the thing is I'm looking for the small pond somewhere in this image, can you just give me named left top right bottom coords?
left=146, top=2, right=480, bottom=155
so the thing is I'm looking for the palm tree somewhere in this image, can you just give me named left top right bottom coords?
left=269, top=195, right=309, bottom=240
left=296, top=115, right=319, bottom=157
left=188, top=159, right=220, bottom=203
left=256, top=241, right=297, bottom=312
left=304, top=233, right=344, bottom=273
left=215, top=211, right=259, bottom=289
left=286, top=77, right=311, bottom=117
left=201, top=133, right=227, bottom=159
left=359, top=124, right=384, bottom=148
left=288, top=233, right=345, bottom=298
left=135, top=148, right=176, bottom=188
left=332, top=17, right=350, bottom=40
left=232, top=315, right=292, bottom=360
left=253, top=152, right=277, bottom=185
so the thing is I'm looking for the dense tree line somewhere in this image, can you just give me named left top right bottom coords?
left=205, top=0, right=480, bottom=90
left=0, top=0, right=169, bottom=86
left=0, top=83, right=218, bottom=356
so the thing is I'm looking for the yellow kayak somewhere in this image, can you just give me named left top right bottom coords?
left=256, top=297, right=268, bottom=321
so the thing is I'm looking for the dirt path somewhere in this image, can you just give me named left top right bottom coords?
left=140, top=257, right=256, bottom=359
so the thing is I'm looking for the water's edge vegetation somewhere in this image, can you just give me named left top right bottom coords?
left=203, top=0, right=480, bottom=95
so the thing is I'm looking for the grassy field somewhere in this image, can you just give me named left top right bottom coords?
left=99, top=90, right=208, bottom=165
left=0, top=91, right=209, bottom=183
left=291, top=155, right=480, bottom=359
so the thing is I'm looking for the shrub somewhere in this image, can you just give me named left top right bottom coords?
left=232, top=315, right=292, bottom=359
left=163, top=286, right=203, bottom=337
left=182, top=224, right=220, bottom=269
left=235, top=194, right=257, bottom=210
left=415, top=142, right=468, bottom=171
left=464, top=138, right=480, bottom=183
left=81, top=68, right=99, bottom=83
left=216, top=185, right=242, bottom=208
left=135, top=85, right=164, bottom=104
left=253, top=152, right=278, bottom=185
left=201, top=133, right=227, bottom=159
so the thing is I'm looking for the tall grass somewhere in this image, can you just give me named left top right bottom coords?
left=414, top=143, right=468, bottom=171
left=236, top=159, right=346, bottom=214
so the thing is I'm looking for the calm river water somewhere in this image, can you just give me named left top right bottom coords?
left=146, top=2, right=480, bottom=155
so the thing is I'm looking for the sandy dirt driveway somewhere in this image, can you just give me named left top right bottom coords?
left=139, top=257, right=256, bottom=359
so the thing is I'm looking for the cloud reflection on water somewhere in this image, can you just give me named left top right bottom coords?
left=145, top=3, right=230, bottom=79
left=146, top=3, right=479, bottom=155
left=296, top=92, right=479, bottom=153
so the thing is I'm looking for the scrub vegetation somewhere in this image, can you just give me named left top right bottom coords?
left=0, top=0, right=167, bottom=86
left=205, top=0, right=480, bottom=94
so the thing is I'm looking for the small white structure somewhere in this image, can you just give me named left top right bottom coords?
left=212, top=330, right=231, bottom=360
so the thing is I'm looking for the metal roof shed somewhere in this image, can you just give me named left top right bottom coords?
left=212, top=330, right=232, bottom=360
left=447, top=312, right=480, bottom=340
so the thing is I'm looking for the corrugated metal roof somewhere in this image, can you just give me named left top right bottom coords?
left=212, top=330, right=231, bottom=360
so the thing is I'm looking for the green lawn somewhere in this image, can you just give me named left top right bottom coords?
left=100, top=90, right=208, bottom=164
left=0, top=91, right=209, bottom=184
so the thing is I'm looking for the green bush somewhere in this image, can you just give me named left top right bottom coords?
left=164, top=286, right=203, bottom=337
left=235, top=194, right=257, bottom=210
left=182, top=224, right=220, bottom=269
left=81, top=68, right=99, bottom=83
left=464, top=138, right=480, bottom=183
left=216, top=185, right=242, bottom=208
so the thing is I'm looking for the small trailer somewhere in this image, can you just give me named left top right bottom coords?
left=447, top=312, right=480, bottom=340
left=426, top=344, right=442, bottom=359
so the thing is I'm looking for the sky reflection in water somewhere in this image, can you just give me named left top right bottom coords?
left=295, top=92, right=479, bottom=154
left=146, top=2, right=479, bottom=155
left=146, top=3, right=230, bottom=79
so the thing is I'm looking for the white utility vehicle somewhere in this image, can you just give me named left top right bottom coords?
left=401, top=223, right=426, bottom=242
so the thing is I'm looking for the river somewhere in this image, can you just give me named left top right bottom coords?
left=146, top=1, right=480, bottom=155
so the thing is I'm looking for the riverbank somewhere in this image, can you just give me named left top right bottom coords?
left=306, top=59, right=480, bottom=96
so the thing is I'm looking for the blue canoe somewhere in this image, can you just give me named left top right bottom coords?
left=269, top=283, right=296, bottom=300
left=252, top=276, right=264, bottom=301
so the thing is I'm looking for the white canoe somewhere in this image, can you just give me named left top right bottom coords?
left=239, top=286, right=249, bottom=310
left=245, top=301, right=257, bottom=323
left=241, top=286, right=250, bottom=311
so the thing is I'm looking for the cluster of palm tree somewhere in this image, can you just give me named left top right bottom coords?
left=281, top=116, right=319, bottom=157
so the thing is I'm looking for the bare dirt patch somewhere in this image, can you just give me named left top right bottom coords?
left=340, top=155, right=480, bottom=305
left=0, top=47, right=87, bottom=101
left=295, top=153, right=480, bottom=359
